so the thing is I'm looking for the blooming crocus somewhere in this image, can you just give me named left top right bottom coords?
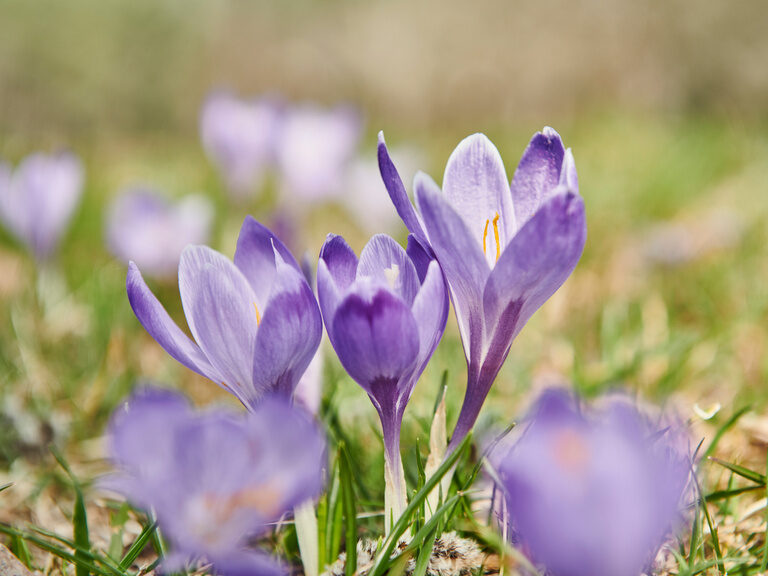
left=201, top=92, right=281, bottom=198
left=379, top=129, right=586, bottom=448
left=275, top=105, right=361, bottom=203
left=317, top=233, right=449, bottom=532
left=0, top=152, right=83, bottom=260
left=104, top=387, right=326, bottom=576
left=107, top=188, right=213, bottom=279
left=126, top=216, right=322, bottom=410
left=491, top=389, right=690, bottom=576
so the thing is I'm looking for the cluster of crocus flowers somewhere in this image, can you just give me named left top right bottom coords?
left=317, top=233, right=449, bottom=532
left=127, top=216, right=322, bottom=410
left=0, top=152, right=83, bottom=261
left=106, top=187, right=213, bottom=279
left=379, top=128, right=587, bottom=448
left=104, top=387, right=325, bottom=576
left=491, top=389, right=691, bottom=576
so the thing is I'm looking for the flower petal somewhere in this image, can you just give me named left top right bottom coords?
left=319, top=233, right=358, bottom=292
left=410, top=260, right=449, bottom=375
left=442, top=133, right=515, bottom=259
left=510, top=127, right=566, bottom=228
left=378, top=132, right=428, bottom=244
left=405, top=234, right=433, bottom=282
left=126, top=262, right=221, bottom=382
left=178, top=246, right=258, bottom=400
left=251, top=252, right=323, bottom=404
left=234, top=216, right=300, bottom=306
left=357, top=234, right=420, bottom=306
left=330, top=287, right=419, bottom=392
left=484, top=190, right=586, bottom=351
left=414, top=172, right=488, bottom=359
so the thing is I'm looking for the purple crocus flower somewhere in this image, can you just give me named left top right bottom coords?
left=378, top=129, right=586, bottom=448
left=105, top=387, right=325, bottom=576
left=201, top=92, right=281, bottom=198
left=317, top=233, right=449, bottom=530
left=276, top=105, right=361, bottom=202
left=0, top=152, right=83, bottom=260
left=126, top=217, right=322, bottom=410
left=491, top=389, right=690, bottom=576
left=107, top=188, right=213, bottom=279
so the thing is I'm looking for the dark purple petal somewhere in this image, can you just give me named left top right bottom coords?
left=442, top=133, right=515, bottom=258
left=414, top=172, right=488, bottom=359
left=250, top=253, right=323, bottom=404
left=178, top=246, right=258, bottom=401
left=234, top=216, right=300, bottom=306
left=330, top=287, right=419, bottom=394
left=319, top=233, right=358, bottom=292
left=405, top=234, right=433, bottom=283
left=126, top=262, right=222, bottom=382
left=510, top=127, right=566, bottom=228
left=357, top=234, right=420, bottom=306
left=377, top=132, right=428, bottom=244
left=410, top=260, right=449, bottom=375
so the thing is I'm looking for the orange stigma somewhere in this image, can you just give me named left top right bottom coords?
left=482, top=212, right=501, bottom=263
left=253, top=302, right=262, bottom=325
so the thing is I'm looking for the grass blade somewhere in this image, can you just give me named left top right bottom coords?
left=338, top=444, right=358, bottom=576
left=709, top=457, right=766, bottom=485
left=704, top=406, right=750, bottom=458
left=51, top=447, right=91, bottom=576
left=119, top=520, right=157, bottom=570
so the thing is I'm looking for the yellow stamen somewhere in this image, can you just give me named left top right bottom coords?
left=253, top=302, right=261, bottom=325
left=492, top=212, right=501, bottom=263
left=482, top=219, right=490, bottom=255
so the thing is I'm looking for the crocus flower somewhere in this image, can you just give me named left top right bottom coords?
left=0, top=152, right=83, bottom=260
left=378, top=129, right=586, bottom=448
left=491, top=389, right=690, bottom=576
left=107, top=188, right=213, bottom=279
left=104, top=387, right=326, bottom=576
left=201, top=92, right=281, bottom=198
left=275, top=105, right=361, bottom=203
left=317, top=233, right=449, bottom=531
left=126, top=217, right=322, bottom=410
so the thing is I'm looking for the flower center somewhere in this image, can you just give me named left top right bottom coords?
left=384, top=264, right=400, bottom=291
left=552, top=428, right=590, bottom=475
left=482, top=212, right=501, bottom=264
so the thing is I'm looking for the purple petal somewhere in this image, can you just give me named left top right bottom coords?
left=410, top=260, right=449, bottom=374
left=510, top=127, right=566, bottom=228
left=405, top=234, right=433, bottom=283
left=319, top=233, right=358, bottom=292
left=126, top=262, right=222, bottom=382
left=560, top=148, right=579, bottom=192
left=208, top=551, right=285, bottom=576
left=357, top=234, right=420, bottom=306
left=442, top=133, right=516, bottom=262
left=484, top=190, right=586, bottom=349
left=377, top=132, right=428, bottom=244
left=414, top=172, right=488, bottom=359
left=234, top=216, right=300, bottom=306
left=330, top=287, right=419, bottom=393
left=178, top=246, right=259, bottom=400
left=250, top=254, right=323, bottom=404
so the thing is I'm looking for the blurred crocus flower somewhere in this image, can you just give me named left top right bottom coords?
left=491, top=389, right=690, bottom=576
left=105, top=387, right=325, bottom=576
left=379, top=129, right=586, bottom=448
left=317, top=233, right=449, bottom=531
left=0, top=152, right=83, bottom=260
left=127, top=217, right=322, bottom=410
left=107, top=188, right=213, bottom=279
left=276, top=105, right=361, bottom=202
left=201, top=92, right=281, bottom=198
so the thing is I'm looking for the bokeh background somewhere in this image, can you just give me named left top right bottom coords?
left=1, top=0, right=768, bottom=536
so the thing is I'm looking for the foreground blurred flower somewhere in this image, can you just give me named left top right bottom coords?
left=104, top=387, right=325, bottom=576
left=201, top=92, right=281, bottom=198
left=379, top=129, right=586, bottom=448
left=107, top=188, right=213, bottom=279
left=0, top=152, right=83, bottom=260
left=127, top=217, right=322, bottom=409
left=492, top=389, right=690, bottom=576
left=317, top=233, right=449, bottom=532
left=276, top=105, right=361, bottom=202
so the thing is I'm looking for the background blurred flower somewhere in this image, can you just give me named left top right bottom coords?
left=104, top=386, right=326, bottom=576
left=317, top=233, right=448, bottom=532
left=492, top=389, right=691, bottom=576
left=127, top=217, right=322, bottom=410
left=0, top=152, right=83, bottom=261
left=276, top=104, right=361, bottom=203
left=201, top=92, right=281, bottom=198
left=106, top=187, right=213, bottom=279
left=379, top=129, right=586, bottom=448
